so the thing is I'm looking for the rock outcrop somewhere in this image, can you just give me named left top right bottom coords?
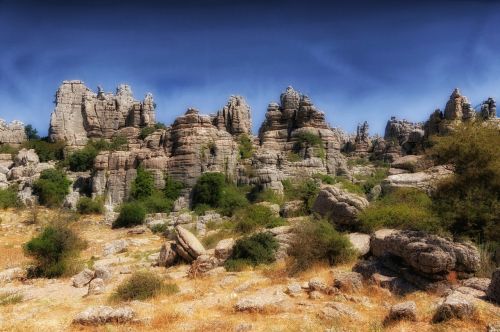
left=487, top=268, right=500, bottom=304
left=49, top=81, right=155, bottom=148
left=312, top=186, right=369, bottom=226
left=0, top=119, right=27, bottom=146
left=73, top=306, right=135, bottom=325
left=213, top=95, right=252, bottom=136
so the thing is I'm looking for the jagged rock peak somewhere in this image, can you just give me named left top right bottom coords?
left=0, top=119, right=27, bottom=145
left=280, top=86, right=301, bottom=109
left=355, top=121, right=369, bottom=144
left=214, top=95, right=252, bottom=136
left=49, top=81, right=156, bottom=147
left=480, top=97, right=496, bottom=119
left=444, top=87, right=473, bottom=120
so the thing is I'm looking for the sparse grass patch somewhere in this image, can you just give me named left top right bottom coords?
left=0, top=292, right=23, bottom=306
left=201, top=230, right=232, bottom=249
left=0, top=185, right=21, bottom=209
left=112, top=271, right=178, bottom=301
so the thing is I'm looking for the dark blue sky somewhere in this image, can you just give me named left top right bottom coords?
left=1, top=0, right=500, bottom=136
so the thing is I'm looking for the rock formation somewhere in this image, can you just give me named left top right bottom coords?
left=0, top=119, right=27, bottom=146
left=353, top=121, right=371, bottom=155
left=312, top=186, right=369, bottom=226
left=213, top=95, right=252, bottom=136
left=49, top=81, right=155, bottom=148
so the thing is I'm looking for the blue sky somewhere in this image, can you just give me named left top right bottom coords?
left=1, top=0, right=500, bottom=136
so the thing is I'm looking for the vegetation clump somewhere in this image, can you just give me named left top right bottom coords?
left=233, top=204, right=285, bottom=233
left=76, top=196, right=104, bottom=214
left=24, top=223, right=87, bottom=278
left=238, top=134, right=253, bottom=159
left=113, top=271, right=178, bottom=301
left=33, top=168, right=71, bottom=207
left=112, top=201, right=146, bottom=228
left=287, top=219, right=356, bottom=275
left=358, top=187, right=441, bottom=233
left=0, top=185, right=21, bottom=209
left=224, top=233, right=279, bottom=271
left=282, top=178, right=320, bottom=214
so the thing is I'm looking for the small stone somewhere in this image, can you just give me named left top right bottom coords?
left=87, top=278, right=105, bottom=295
left=309, top=290, right=323, bottom=300
left=333, top=271, right=363, bottom=292
left=72, top=269, right=95, bottom=288
left=214, top=238, right=235, bottom=261
left=94, top=265, right=112, bottom=280
left=309, top=277, right=328, bottom=293
left=286, top=282, right=303, bottom=296
left=103, top=239, right=129, bottom=257
left=386, top=301, right=417, bottom=323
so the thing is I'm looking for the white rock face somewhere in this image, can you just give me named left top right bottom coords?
left=87, top=278, right=105, bottom=295
left=348, top=233, right=370, bottom=256
left=103, top=239, right=129, bottom=257
left=0, top=119, right=27, bottom=145
left=382, top=165, right=453, bottom=193
left=73, top=306, right=135, bottom=325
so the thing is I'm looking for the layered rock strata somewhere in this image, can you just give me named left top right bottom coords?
left=0, top=119, right=27, bottom=146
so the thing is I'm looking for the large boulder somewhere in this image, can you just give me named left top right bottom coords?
left=312, top=186, right=369, bottom=225
left=0, top=119, right=27, bottom=145
left=382, top=165, right=453, bottom=193
left=348, top=233, right=370, bottom=256
left=487, top=268, right=500, bottom=304
left=235, top=287, right=288, bottom=312
left=175, top=226, right=206, bottom=262
left=158, top=241, right=178, bottom=267
left=371, top=229, right=480, bottom=278
left=433, top=292, right=476, bottom=322
left=386, top=301, right=417, bottom=323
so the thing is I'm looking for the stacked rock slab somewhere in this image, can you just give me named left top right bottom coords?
left=0, top=119, right=27, bottom=146
left=213, top=95, right=252, bottom=136
left=49, top=81, right=156, bottom=148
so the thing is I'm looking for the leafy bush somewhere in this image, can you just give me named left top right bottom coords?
left=358, top=187, right=442, bottom=233
left=287, top=219, right=356, bottom=275
left=33, top=168, right=71, bottom=207
left=238, top=134, right=253, bottom=159
left=0, top=185, right=21, bottom=209
left=248, top=187, right=283, bottom=205
left=67, top=146, right=98, bottom=172
left=139, top=126, right=156, bottom=140
left=282, top=178, right=320, bottom=214
left=113, top=271, right=178, bottom=301
left=24, top=223, right=87, bottom=278
left=286, top=151, right=303, bottom=162
left=293, top=131, right=325, bottom=159
left=77, top=196, right=104, bottom=214
left=23, top=139, right=65, bottom=162
left=233, top=205, right=285, bottom=233
left=164, top=176, right=183, bottom=201
left=150, top=223, right=169, bottom=235
left=224, top=233, right=279, bottom=271
left=113, top=202, right=146, bottom=228
left=313, top=173, right=336, bottom=185
left=131, top=167, right=155, bottom=200
left=0, top=144, right=19, bottom=156
left=192, top=172, right=248, bottom=216
left=360, top=168, right=389, bottom=194
left=109, top=135, right=128, bottom=151
left=140, top=191, right=173, bottom=213
left=429, top=121, right=500, bottom=242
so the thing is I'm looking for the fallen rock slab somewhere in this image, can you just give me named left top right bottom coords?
left=73, top=306, right=135, bottom=325
left=72, top=269, right=95, bottom=288
left=235, top=287, right=288, bottom=312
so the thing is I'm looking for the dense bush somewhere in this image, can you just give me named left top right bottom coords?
left=282, top=178, right=320, bottom=214
left=163, top=176, right=183, bottom=201
left=224, top=233, right=279, bottom=271
left=248, top=186, right=283, bottom=205
left=358, top=187, right=442, bottom=233
left=429, top=121, right=500, bottom=242
left=287, top=219, right=356, bottom=275
left=24, top=223, right=87, bottom=278
left=131, top=167, right=155, bottom=200
left=23, top=139, right=65, bottom=162
left=238, top=134, right=253, bottom=159
left=33, top=168, right=71, bottom=207
left=0, top=144, right=19, bottom=155
left=108, top=135, right=128, bottom=151
left=77, top=196, right=104, bottom=214
left=0, top=185, right=21, bottom=209
left=140, top=191, right=173, bottom=213
left=294, top=131, right=325, bottom=159
left=67, top=146, right=98, bottom=172
left=112, top=202, right=146, bottom=228
left=113, top=271, right=178, bottom=301
left=139, top=126, right=156, bottom=140
left=24, top=124, right=40, bottom=140
left=233, top=204, right=285, bottom=233
left=192, top=172, right=248, bottom=216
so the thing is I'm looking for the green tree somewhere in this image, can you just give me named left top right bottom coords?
left=130, top=166, right=155, bottom=200
left=192, top=172, right=226, bottom=208
left=33, top=169, right=71, bottom=207
left=24, top=124, right=39, bottom=141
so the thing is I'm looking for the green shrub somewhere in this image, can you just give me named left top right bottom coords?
left=109, top=135, right=128, bottom=151
left=282, top=178, right=320, bottom=214
left=192, top=172, right=226, bottom=208
left=0, top=144, right=19, bottom=156
left=287, top=219, right=356, bottom=275
left=140, top=191, right=173, bottom=213
left=192, top=172, right=248, bottom=216
left=77, top=196, right=104, bottom=214
left=131, top=166, right=155, bottom=200
left=238, top=134, right=253, bottom=159
left=358, top=188, right=442, bottom=233
left=113, top=202, right=146, bottom=228
left=0, top=185, right=21, bottom=209
left=33, top=168, right=71, bottom=207
left=150, top=223, right=169, bottom=235
left=429, top=121, right=500, bottom=242
left=24, top=223, right=87, bottom=278
left=139, top=126, right=156, bottom=140
left=224, top=233, right=278, bottom=271
left=360, top=168, right=389, bottom=194
left=68, top=146, right=98, bottom=172
left=233, top=205, right=285, bottom=234
left=293, top=131, right=325, bottom=159
left=286, top=151, right=303, bottom=162
left=164, top=176, right=183, bottom=201
left=249, top=187, right=283, bottom=205
left=313, top=173, right=336, bottom=185
left=0, top=292, right=23, bottom=306
left=194, top=203, right=211, bottom=216
left=113, top=271, right=178, bottom=301
left=23, top=139, right=65, bottom=162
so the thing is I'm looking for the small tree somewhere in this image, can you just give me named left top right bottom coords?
left=24, top=124, right=39, bottom=141
left=113, top=202, right=146, bottom=228
left=238, top=134, right=253, bottom=159
left=164, top=176, right=183, bottom=201
left=224, top=233, right=279, bottom=271
left=68, top=146, right=98, bottom=172
left=33, top=169, right=71, bottom=207
left=192, top=172, right=226, bottom=208
left=24, top=223, right=87, bottom=278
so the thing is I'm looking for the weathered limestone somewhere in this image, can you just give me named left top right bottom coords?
left=49, top=81, right=155, bottom=148
left=0, top=119, right=27, bottom=145
left=487, top=268, right=500, bottom=304
left=73, top=306, right=135, bottom=325
left=433, top=292, right=476, bottom=322
left=386, top=301, right=417, bottom=322
left=382, top=165, right=453, bottom=193
left=214, top=95, right=252, bottom=136
left=312, top=186, right=369, bottom=225
left=371, top=229, right=480, bottom=278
